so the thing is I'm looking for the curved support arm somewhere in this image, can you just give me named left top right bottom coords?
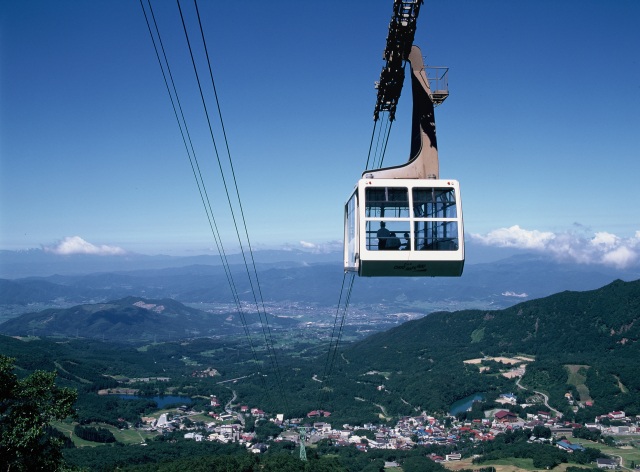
left=363, top=45, right=439, bottom=180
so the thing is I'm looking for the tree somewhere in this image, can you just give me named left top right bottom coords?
left=73, top=424, right=116, bottom=443
left=254, top=420, right=282, bottom=442
left=403, top=456, right=443, bottom=472
left=532, top=425, right=552, bottom=439
left=0, top=355, right=77, bottom=471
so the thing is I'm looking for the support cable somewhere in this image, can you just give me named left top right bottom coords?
left=374, top=113, right=394, bottom=169
left=176, top=0, right=289, bottom=414
left=327, top=273, right=356, bottom=378
left=192, top=0, right=289, bottom=413
left=317, top=271, right=355, bottom=410
left=366, top=111, right=393, bottom=171
left=140, top=0, right=269, bottom=396
left=364, top=119, right=379, bottom=171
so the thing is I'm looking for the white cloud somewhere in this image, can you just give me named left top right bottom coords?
left=601, top=246, right=637, bottom=269
left=471, top=225, right=555, bottom=249
left=502, top=291, right=528, bottom=298
left=590, top=232, right=619, bottom=249
left=44, top=236, right=126, bottom=256
left=298, top=240, right=342, bottom=253
left=471, top=226, right=640, bottom=269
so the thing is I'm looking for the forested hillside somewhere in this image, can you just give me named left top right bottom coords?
left=1, top=279, right=639, bottom=425
left=330, top=279, right=640, bottom=419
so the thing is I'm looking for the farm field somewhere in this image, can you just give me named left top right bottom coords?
left=443, top=457, right=598, bottom=472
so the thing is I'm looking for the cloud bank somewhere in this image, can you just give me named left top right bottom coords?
left=470, top=225, right=640, bottom=269
left=43, top=236, right=126, bottom=256
left=297, top=240, right=343, bottom=253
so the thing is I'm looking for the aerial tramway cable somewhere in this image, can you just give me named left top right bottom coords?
left=139, top=0, right=262, bottom=376
left=190, top=0, right=289, bottom=414
left=317, top=271, right=355, bottom=411
left=186, top=0, right=289, bottom=413
left=140, top=0, right=289, bottom=413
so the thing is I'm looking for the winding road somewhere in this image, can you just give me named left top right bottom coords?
left=515, top=375, right=563, bottom=418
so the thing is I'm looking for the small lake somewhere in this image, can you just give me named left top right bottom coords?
left=116, top=395, right=193, bottom=408
left=449, top=393, right=485, bottom=416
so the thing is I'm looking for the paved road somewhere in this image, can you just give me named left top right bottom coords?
left=224, top=390, right=245, bottom=426
left=516, top=375, right=563, bottom=418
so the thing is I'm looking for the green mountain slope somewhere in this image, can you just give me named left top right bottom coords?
left=322, top=279, right=640, bottom=417
left=352, top=279, right=640, bottom=359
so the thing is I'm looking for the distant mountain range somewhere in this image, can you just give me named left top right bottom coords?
left=0, top=296, right=298, bottom=343
left=0, top=248, right=339, bottom=278
left=2, top=249, right=639, bottom=315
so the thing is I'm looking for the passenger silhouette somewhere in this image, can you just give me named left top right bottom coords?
left=401, top=232, right=411, bottom=250
left=387, top=232, right=401, bottom=250
left=376, top=222, right=391, bottom=250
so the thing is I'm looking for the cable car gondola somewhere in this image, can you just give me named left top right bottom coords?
left=344, top=45, right=464, bottom=277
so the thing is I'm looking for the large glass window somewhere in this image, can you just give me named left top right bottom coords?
left=365, top=187, right=410, bottom=251
left=365, top=220, right=412, bottom=251
left=365, top=187, right=409, bottom=218
left=362, top=184, right=460, bottom=252
left=344, top=191, right=358, bottom=270
left=413, top=187, right=457, bottom=218
left=414, top=221, right=459, bottom=251
left=413, top=187, right=459, bottom=251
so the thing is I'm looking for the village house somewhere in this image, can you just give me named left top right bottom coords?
left=192, top=367, right=219, bottom=378
left=313, top=422, right=332, bottom=434
left=155, top=413, right=173, bottom=430
left=557, top=440, right=585, bottom=453
left=497, top=393, right=517, bottom=405
left=608, top=411, right=626, bottom=420
left=596, top=458, right=617, bottom=469
left=219, top=424, right=241, bottom=442
left=250, top=443, right=268, bottom=454
left=494, top=410, right=518, bottom=423
left=537, top=411, right=551, bottom=420
left=609, top=425, right=631, bottom=434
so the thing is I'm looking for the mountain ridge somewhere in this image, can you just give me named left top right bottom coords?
left=3, top=253, right=638, bottom=313
left=0, top=296, right=299, bottom=343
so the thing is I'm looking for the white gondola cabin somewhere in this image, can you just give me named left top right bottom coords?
left=345, top=178, right=464, bottom=277
left=344, top=43, right=464, bottom=277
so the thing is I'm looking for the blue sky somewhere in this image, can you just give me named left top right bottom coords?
left=1, top=1, right=639, bottom=268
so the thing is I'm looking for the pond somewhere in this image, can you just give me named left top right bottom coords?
left=449, top=393, right=485, bottom=416
left=117, top=395, right=193, bottom=409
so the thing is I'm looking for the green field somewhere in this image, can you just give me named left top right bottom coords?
left=572, top=438, right=640, bottom=469
left=566, top=365, right=592, bottom=402
left=53, top=421, right=158, bottom=447
left=445, top=458, right=598, bottom=472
